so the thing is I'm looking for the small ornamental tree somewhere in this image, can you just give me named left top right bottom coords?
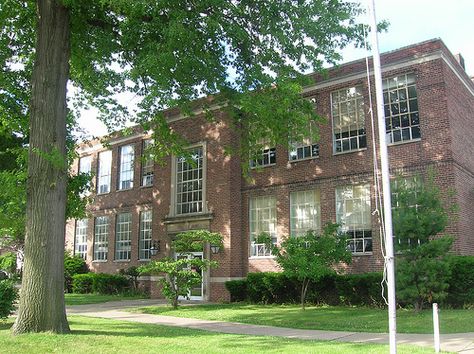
left=139, top=230, right=223, bottom=308
left=273, top=223, right=352, bottom=310
left=392, top=173, right=456, bottom=311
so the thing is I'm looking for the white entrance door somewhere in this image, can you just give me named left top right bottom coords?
left=176, top=252, right=204, bottom=300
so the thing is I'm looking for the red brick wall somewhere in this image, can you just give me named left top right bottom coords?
left=66, top=39, right=474, bottom=302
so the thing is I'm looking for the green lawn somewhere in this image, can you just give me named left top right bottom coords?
left=134, top=303, right=474, bottom=334
left=1, top=316, right=435, bottom=354
left=64, top=293, right=147, bottom=306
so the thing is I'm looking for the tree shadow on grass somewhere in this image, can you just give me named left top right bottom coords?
left=0, top=322, right=13, bottom=331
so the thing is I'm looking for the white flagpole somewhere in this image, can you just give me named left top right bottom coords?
left=367, top=1, right=397, bottom=353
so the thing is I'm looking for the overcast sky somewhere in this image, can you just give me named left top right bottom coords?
left=77, top=0, right=474, bottom=137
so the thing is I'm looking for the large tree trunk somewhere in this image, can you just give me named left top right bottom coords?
left=12, top=0, right=70, bottom=334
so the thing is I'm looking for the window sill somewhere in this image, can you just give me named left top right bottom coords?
left=140, top=184, right=153, bottom=189
left=387, top=138, right=421, bottom=147
left=249, top=256, right=276, bottom=260
left=96, top=192, right=110, bottom=196
left=116, top=187, right=134, bottom=193
left=333, top=148, right=367, bottom=156
left=113, top=260, right=131, bottom=263
left=138, top=259, right=151, bottom=262
left=351, top=252, right=373, bottom=257
left=92, top=260, right=108, bottom=263
left=164, top=212, right=214, bottom=223
left=288, top=156, right=319, bottom=163
left=250, top=163, right=276, bottom=170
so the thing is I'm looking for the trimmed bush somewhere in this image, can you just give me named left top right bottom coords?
left=225, top=279, right=247, bottom=302
left=92, top=273, right=130, bottom=294
left=72, top=273, right=94, bottom=294
left=336, top=273, right=384, bottom=307
left=72, top=273, right=130, bottom=295
left=0, top=280, right=18, bottom=320
left=227, top=272, right=384, bottom=307
left=64, top=253, right=89, bottom=293
left=446, top=256, right=474, bottom=307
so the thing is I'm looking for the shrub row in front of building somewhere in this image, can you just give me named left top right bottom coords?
left=72, top=273, right=130, bottom=295
left=226, top=256, right=474, bottom=308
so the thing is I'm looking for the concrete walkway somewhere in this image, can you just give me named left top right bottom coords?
left=67, top=300, right=474, bottom=353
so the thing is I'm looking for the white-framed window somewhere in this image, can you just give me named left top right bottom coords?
left=141, top=139, right=154, bottom=187
left=383, top=73, right=420, bottom=144
left=79, top=156, right=92, bottom=196
left=79, top=155, right=92, bottom=175
left=176, top=146, right=204, bottom=215
left=250, top=147, right=276, bottom=168
left=93, top=216, right=109, bottom=261
left=97, top=150, right=112, bottom=194
left=336, top=184, right=372, bottom=254
left=118, top=144, right=134, bottom=190
left=249, top=196, right=277, bottom=257
left=74, top=219, right=88, bottom=260
left=331, top=86, right=366, bottom=154
left=289, top=143, right=319, bottom=161
left=290, top=190, right=321, bottom=237
left=115, top=212, right=132, bottom=261
left=139, top=210, right=152, bottom=260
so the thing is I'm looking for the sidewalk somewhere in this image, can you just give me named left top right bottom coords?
left=67, top=300, right=474, bottom=353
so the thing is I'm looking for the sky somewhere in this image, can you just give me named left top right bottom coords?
left=77, top=0, right=474, bottom=137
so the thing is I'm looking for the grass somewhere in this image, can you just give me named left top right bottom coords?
left=64, top=293, right=147, bottom=306
left=0, top=316, right=435, bottom=354
left=134, top=303, right=474, bottom=334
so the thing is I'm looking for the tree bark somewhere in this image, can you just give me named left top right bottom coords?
left=12, top=0, right=70, bottom=334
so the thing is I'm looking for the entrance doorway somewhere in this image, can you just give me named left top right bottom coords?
left=176, top=252, right=204, bottom=300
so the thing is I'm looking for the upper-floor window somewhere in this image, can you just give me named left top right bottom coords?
left=118, top=144, right=134, bottom=190
left=176, top=147, right=203, bottom=215
left=289, top=142, right=319, bottom=161
left=249, top=196, right=277, bottom=257
left=139, top=210, right=152, bottom=260
left=115, top=212, right=132, bottom=261
left=79, top=155, right=92, bottom=175
left=289, top=123, right=319, bottom=161
left=93, top=216, right=109, bottom=261
left=97, top=150, right=112, bottom=194
left=74, top=219, right=88, bottom=260
left=335, top=184, right=372, bottom=254
left=383, top=73, right=420, bottom=144
left=250, top=147, right=276, bottom=168
left=141, top=139, right=154, bottom=187
left=79, top=155, right=92, bottom=195
left=331, top=86, right=366, bottom=154
left=290, top=190, right=321, bottom=237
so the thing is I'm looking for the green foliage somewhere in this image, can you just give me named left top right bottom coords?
left=71, top=273, right=93, bottom=294
left=71, top=273, right=130, bottom=295
left=139, top=230, right=223, bottom=308
left=119, top=266, right=140, bottom=291
left=0, top=280, right=18, bottom=320
left=64, top=253, right=89, bottom=293
left=336, top=273, right=385, bottom=307
left=392, top=173, right=455, bottom=311
left=173, top=230, right=223, bottom=253
left=273, top=223, right=352, bottom=309
left=0, top=252, right=16, bottom=275
left=446, top=256, right=474, bottom=308
left=224, top=280, right=247, bottom=303
left=226, top=272, right=384, bottom=307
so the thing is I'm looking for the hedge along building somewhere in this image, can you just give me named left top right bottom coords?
left=65, top=39, right=474, bottom=301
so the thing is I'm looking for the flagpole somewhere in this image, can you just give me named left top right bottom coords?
left=367, top=1, right=397, bottom=353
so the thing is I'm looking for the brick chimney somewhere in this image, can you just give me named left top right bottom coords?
left=454, top=53, right=466, bottom=71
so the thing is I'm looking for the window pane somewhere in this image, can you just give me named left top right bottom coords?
left=97, top=151, right=112, bottom=194
left=176, top=147, right=203, bottom=214
left=249, top=196, right=277, bottom=257
left=93, top=216, right=109, bottom=261
left=383, top=74, right=420, bottom=144
left=336, top=184, right=372, bottom=254
left=332, top=86, right=366, bottom=153
left=74, top=219, right=88, bottom=260
left=118, top=145, right=134, bottom=190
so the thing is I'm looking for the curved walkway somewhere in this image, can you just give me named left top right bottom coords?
left=67, top=300, right=474, bottom=353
